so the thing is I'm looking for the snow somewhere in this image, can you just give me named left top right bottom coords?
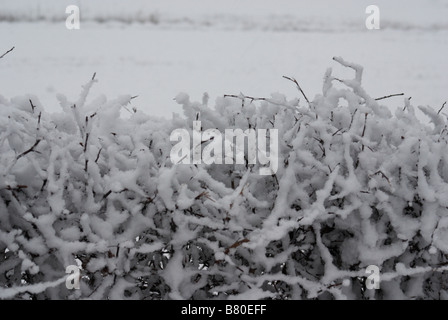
left=0, top=276, right=66, bottom=299
left=1, top=0, right=448, bottom=301
left=0, top=0, right=447, bottom=120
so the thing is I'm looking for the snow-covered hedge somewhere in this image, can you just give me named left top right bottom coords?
left=1, top=57, right=448, bottom=300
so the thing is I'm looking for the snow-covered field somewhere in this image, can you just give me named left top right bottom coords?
left=1, top=0, right=447, bottom=119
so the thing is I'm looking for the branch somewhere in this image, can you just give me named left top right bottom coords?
left=224, top=238, right=249, bottom=255
left=16, top=139, right=41, bottom=160
left=95, top=147, right=102, bottom=163
left=373, top=170, right=391, bottom=185
left=83, top=133, right=89, bottom=153
left=282, top=76, right=310, bottom=107
left=375, top=93, right=404, bottom=101
left=355, top=113, right=368, bottom=169
left=29, top=99, right=36, bottom=113
left=224, top=94, right=267, bottom=104
left=4, top=185, right=28, bottom=191
left=223, top=93, right=295, bottom=110
left=0, top=46, right=14, bottom=59
left=437, top=101, right=447, bottom=115
left=348, top=109, right=358, bottom=130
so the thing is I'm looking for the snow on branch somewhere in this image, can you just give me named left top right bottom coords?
left=1, top=58, right=448, bottom=300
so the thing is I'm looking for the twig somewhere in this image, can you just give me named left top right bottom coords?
left=103, top=190, right=112, bottom=199
left=403, top=97, right=412, bottom=111
left=224, top=94, right=265, bottom=103
left=83, top=133, right=89, bottom=153
left=355, top=113, right=368, bottom=169
left=223, top=93, right=295, bottom=110
left=375, top=93, right=404, bottom=101
left=5, top=185, right=27, bottom=191
left=438, top=101, right=447, bottom=115
left=91, top=72, right=96, bottom=81
left=195, top=191, right=215, bottom=202
left=224, top=238, right=249, bottom=255
left=29, top=99, right=36, bottom=113
left=95, top=148, right=102, bottom=163
left=327, top=282, right=343, bottom=289
left=283, top=76, right=310, bottom=106
left=333, top=77, right=344, bottom=83
left=361, top=113, right=368, bottom=151
left=224, top=94, right=280, bottom=107
left=37, top=112, right=42, bottom=135
left=0, top=46, right=14, bottom=59
left=348, top=109, right=358, bottom=130
left=372, top=170, right=391, bottom=185
left=17, top=140, right=41, bottom=160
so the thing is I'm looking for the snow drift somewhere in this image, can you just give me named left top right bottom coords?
left=1, top=57, right=447, bottom=300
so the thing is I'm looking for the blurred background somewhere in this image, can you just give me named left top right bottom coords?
left=0, top=0, right=447, bottom=119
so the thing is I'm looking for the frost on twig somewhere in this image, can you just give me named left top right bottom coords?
left=1, top=58, right=448, bottom=300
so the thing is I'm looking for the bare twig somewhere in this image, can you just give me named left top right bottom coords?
left=103, top=190, right=112, bottom=199
left=224, top=94, right=267, bottom=104
left=333, top=77, right=344, bottom=83
left=355, top=113, right=368, bottom=169
left=283, top=76, right=310, bottom=106
left=0, top=46, right=14, bottom=59
left=224, top=238, right=249, bottom=255
left=348, top=109, right=358, bottom=130
left=84, top=133, right=89, bottom=153
left=375, top=93, right=404, bottom=101
left=29, top=99, right=36, bottom=113
left=371, top=170, right=391, bottom=185
left=5, top=185, right=28, bottom=191
left=17, top=140, right=41, bottom=160
left=91, top=72, right=96, bottom=81
left=359, top=113, right=368, bottom=151
left=223, top=93, right=294, bottom=110
left=195, top=191, right=215, bottom=202
left=403, top=97, right=412, bottom=111
left=37, top=112, right=42, bottom=134
left=95, top=147, right=102, bottom=163
left=438, top=101, right=447, bottom=115
left=332, top=128, right=344, bottom=137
